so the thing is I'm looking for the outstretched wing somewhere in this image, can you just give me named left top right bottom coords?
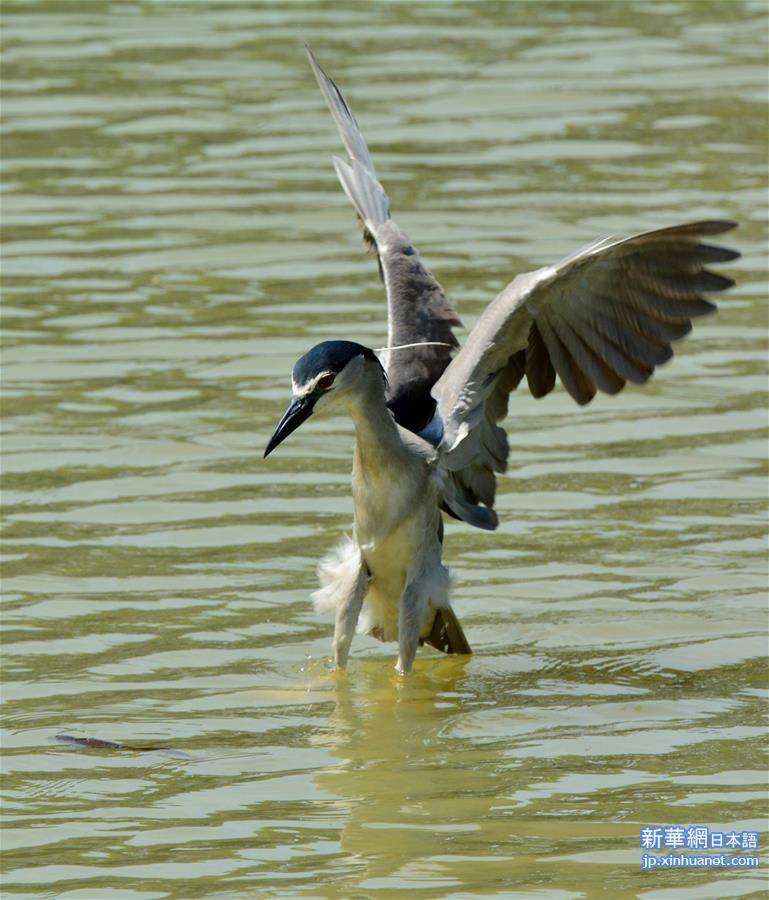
left=307, top=47, right=461, bottom=433
left=432, top=220, right=739, bottom=529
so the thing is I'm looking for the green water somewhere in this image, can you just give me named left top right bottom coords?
left=1, top=2, right=767, bottom=897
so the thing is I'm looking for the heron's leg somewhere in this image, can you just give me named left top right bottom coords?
left=333, top=562, right=368, bottom=670
left=396, top=581, right=427, bottom=675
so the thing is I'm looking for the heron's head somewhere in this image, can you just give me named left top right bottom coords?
left=264, top=340, right=384, bottom=457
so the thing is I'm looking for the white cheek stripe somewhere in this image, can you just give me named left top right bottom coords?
left=292, top=372, right=333, bottom=397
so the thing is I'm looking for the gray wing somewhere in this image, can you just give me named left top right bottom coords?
left=433, top=220, right=739, bottom=529
left=307, top=47, right=461, bottom=433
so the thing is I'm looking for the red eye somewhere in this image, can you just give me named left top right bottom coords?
left=317, top=373, right=335, bottom=390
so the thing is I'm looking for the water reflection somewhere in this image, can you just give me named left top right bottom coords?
left=314, top=661, right=491, bottom=890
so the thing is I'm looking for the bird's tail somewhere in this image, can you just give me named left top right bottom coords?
left=422, top=607, right=472, bottom=655
left=306, top=46, right=391, bottom=228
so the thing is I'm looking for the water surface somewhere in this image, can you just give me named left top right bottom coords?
left=2, top=2, right=767, bottom=897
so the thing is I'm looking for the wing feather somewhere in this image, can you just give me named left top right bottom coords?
left=567, top=302, right=674, bottom=369
left=525, top=323, right=556, bottom=398
left=536, top=312, right=598, bottom=406
left=433, top=220, right=739, bottom=528
left=550, top=308, right=626, bottom=395
left=307, top=47, right=461, bottom=433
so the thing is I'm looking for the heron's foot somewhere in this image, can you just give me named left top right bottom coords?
left=394, top=657, right=414, bottom=676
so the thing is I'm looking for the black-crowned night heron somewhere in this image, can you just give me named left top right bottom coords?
left=264, top=49, right=739, bottom=675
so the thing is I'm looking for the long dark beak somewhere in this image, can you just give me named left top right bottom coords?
left=264, top=396, right=314, bottom=457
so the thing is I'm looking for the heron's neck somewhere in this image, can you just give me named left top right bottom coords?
left=346, top=371, right=406, bottom=471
